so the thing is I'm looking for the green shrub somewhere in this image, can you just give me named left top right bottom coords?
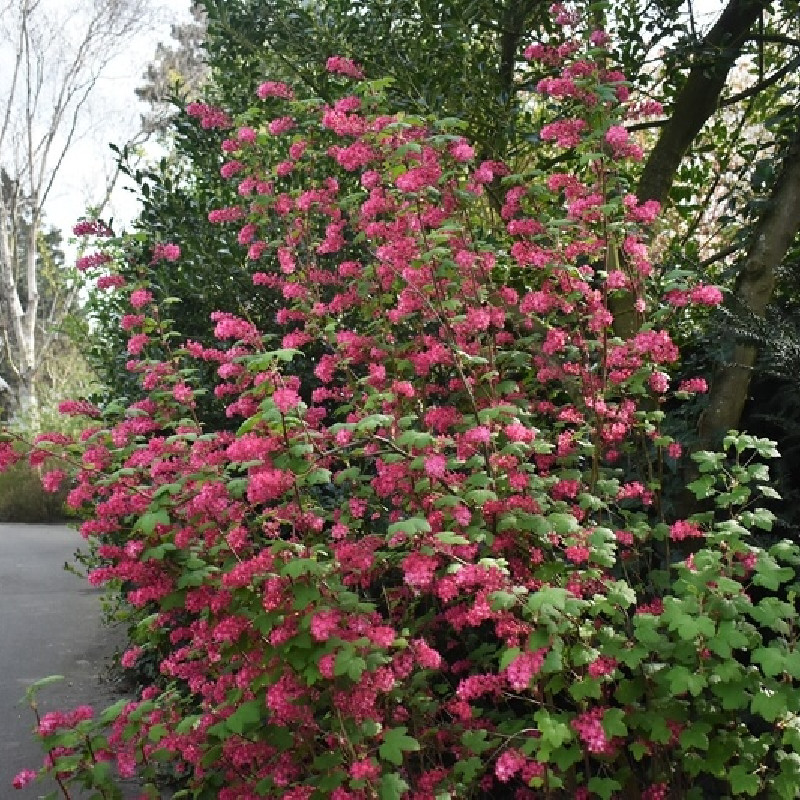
left=0, top=459, right=69, bottom=523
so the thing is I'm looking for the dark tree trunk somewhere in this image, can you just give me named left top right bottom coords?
left=698, top=130, right=800, bottom=448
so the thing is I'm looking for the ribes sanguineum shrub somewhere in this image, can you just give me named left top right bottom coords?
left=11, top=6, right=800, bottom=799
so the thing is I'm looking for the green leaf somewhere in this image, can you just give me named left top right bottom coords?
left=753, top=562, right=793, bottom=590
left=387, top=517, right=431, bottom=536
left=380, top=773, right=410, bottom=800
left=753, top=646, right=786, bottom=677
left=462, top=729, right=493, bottom=754
left=379, top=727, right=420, bottom=765
left=667, top=665, right=707, bottom=696
left=25, top=674, right=64, bottom=701
left=99, top=698, right=128, bottom=725
left=749, top=508, right=776, bottom=531
left=728, top=763, right=761, bottom=795
left=464, top=489, right=498, bottom=505
left=679, top=723, right=710, bottom=751
left=135, top=509, right=170, bottom=535
left=304, top=468, right=332, bottom=485
left=528, top=587, right=568, bottom=613
left=630, top=741, right=649, bottom=761
left=334, top=649, right=367, bottom=682
left=535, top=710, right=572, bottom=748
left=751, top=689, right=787, bottom=722
left=453, top=756, right=484, bottom=783
left=688, top=475, right=716, bottom=499
left=547, top=512, right=579, bottom=534
left=225, top=701, right=262, bottom=735
left=588, top=777, right=622, bottom=800
left=281, top=559, right=323, bottom=579
left=436, top=531, right=470, bottom=545
left=603, top=708, right=628, bottom=737
left=606, top=580, right=636, bottom=607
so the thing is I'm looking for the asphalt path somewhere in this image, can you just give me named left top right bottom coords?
left=0, top=523, right=128, bottom=799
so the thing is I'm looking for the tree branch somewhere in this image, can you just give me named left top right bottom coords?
left=719, top=54, right=800, bottom=108
left=637, top=0, right=769, bottom=207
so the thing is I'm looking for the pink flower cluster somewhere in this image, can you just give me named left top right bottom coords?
left=76, top=251, right=112, bottom=272
left=73, top=219, right=112, bottom=236
left=151, top=243, right=181, bottom=262
left=326, top=55, right=365, bottom=79
left=186, top=101, right=232, bottom=129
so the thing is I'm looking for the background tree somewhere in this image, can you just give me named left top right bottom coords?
left=0, top=0, right=157, bottom=425
left=0, top=171, right=94, bottom=421
left=135, top=2, right=210, bottom=134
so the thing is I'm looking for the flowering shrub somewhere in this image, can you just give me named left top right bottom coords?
left=11, top=6, right=800, bottom=799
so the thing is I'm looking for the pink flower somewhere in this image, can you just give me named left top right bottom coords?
left=506, top=649, right=546, bottom=690
left=129, top=289, right=153, bottom=309
left=41, top=470, right=66, bottom=493
left=402, top=552, right=438, bottom=590
left=449, top=139, right=475, bottom=162
left=76, top=251, right=112, bottom=271
left=326, top=56, right=364, bottom=79
left=272, top=387, right=301, bottom=413
left=539, top=118, right=587, bottom=148
left=690, top=284, right=723, bottom=306
left=571, top=707, right=611, bottom=753
left=173, top=383, right=194, bottom=405
left=207, top=206, right=244, bottom=224
left=649, top=371, right=670, bottom=393
left=186, top=101, right=231, bottom=129
left=121, top=647, right=142, bottom=668
left=424, top=453, right=447, bottom=479
left=670, top=520, right=704, bottom=541
left=220, top=160, right=244, bottom=178
left=96, top=275, right=125, bottom=290
left=73, top=219, right=111, bottom=236
left=237, top=125, right=257, bottom=144
left=678, top=377, right=708, bottom=393
left=257, top=81, right=294, bottom=100
left=642, top=783, right=669, bottom=800
left=605, top=125, right=629, bottom=148
left=565, top=545, right=590, bottom=564
left=127, top=333, right=148, bottom=355
left=350, top=759, right=379, bottom=781
left=587, top=656, right=617, bottom=677
left=12, top=769, right=36, bottom=789
left=412, top=639, right=443, bottom=669
left=151, top=243, right=181, bottom=262
left=495, top=749, right=526, bottom=782
left=268, top=116, right=295, bottom=135
left=247, top=467, right=294, bottom=504
left=310, top=610, right=340, bottom=641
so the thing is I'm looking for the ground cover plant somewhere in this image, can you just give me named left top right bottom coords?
left=7, top=4, right=800, bottom=798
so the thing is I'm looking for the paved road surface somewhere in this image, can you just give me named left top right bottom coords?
left=0, top=523, right=128, bottom=799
